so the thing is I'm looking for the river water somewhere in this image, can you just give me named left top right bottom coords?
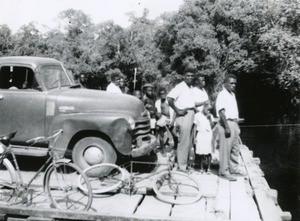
left=240, top=125, right=300, bottom=221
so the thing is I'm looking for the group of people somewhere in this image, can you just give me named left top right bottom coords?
left=166, top=67, right=245, bottom=181
left=105, top=67, right=245, bottom=181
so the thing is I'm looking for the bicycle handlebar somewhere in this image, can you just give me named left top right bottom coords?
left=26, top=129, right=63, bottom=145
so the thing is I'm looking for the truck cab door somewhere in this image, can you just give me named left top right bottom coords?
left=0, top=66, right=47, bottom=146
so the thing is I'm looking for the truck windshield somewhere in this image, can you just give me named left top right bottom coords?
left=39, top=65, right=73, bottom=90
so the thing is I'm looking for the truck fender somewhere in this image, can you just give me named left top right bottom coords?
left=49, top=114, right=132, bottom=155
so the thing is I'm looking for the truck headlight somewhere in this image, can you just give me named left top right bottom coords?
left=127, top=117, right=135, bottom=130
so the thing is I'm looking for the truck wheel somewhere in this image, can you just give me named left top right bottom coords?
left=72, top=137, right=117, bottom=176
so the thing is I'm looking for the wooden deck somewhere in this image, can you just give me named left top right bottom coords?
left=0, top=144, right=292, bottom=221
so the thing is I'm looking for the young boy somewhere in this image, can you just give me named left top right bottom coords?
left=155, top=87, right=176, bottom=153
left=194, top=103, right=215, bottom=173
left=142, top=84, right=157, bottom=134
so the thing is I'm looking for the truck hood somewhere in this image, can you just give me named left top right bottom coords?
left=52, top=88, right=145, bottom=119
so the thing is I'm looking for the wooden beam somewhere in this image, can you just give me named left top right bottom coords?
left=254, top=189, right=282, bottom=221
left=134, top=196, right=172, bottom=217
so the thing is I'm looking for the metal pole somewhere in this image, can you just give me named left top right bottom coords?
left=133, top=68, right=137, bottom=91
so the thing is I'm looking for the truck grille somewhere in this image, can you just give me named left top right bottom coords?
left=132, top=116, right=151, bottom=138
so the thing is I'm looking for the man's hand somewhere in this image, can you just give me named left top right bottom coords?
left=204, top=100, right=210, bottom=105
left=225, top=127, right=231, bottom=138
left=176, top=108, right=188, bottom=116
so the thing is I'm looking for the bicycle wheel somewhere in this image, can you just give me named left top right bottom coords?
left=45, top=162, right=93, bottom=211
left=153, top=171, right=202, bottom=205
left=0, top=158, right=18, bottom=202
left=78, top=163, right=126, bottom=194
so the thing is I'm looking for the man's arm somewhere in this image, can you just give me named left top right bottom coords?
left=219, top=109, right=231, bottom=138
left=167, top=97, right=187, bottom=116
left=195, top=100, right=209, bottom=107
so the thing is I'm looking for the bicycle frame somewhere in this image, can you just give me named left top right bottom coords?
left=0, top=129, right=63, bottom=193
left=121, top=160, right=174, bottom=195
left=10, top=149, right=54, bottom=188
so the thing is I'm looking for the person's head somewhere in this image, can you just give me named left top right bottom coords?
left=133, top=90, right=143, bottom=100
left=195, top=73, right=206, bottom=88
left=79, top=74, right=87, bottom=84
left=183, top=66, right=196, bottom=87
left=110, top=72, right=120, bottom=86
left=203, top=102, right=212, bottom=115
left=158, top=87, right=167, bottom=101
left=142, top=84, right=154, bottom=98
left=119, top=76, right=126, bottom=88
left=224, top=74, right=237, bottom=93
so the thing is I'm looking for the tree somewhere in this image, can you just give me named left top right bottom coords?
left=11, top=22, right=43, bottom=56
left=0, top=24, right=13, bottom=56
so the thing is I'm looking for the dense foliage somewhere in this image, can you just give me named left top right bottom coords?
left=0, top=0, right=299, bottom=123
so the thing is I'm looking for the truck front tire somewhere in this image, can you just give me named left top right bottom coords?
left=72, top=137, right=117, bottom=176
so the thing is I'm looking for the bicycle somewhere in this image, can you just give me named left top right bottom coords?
left=0, top=129, right=93, bottom=211
left=78, top=155, right=202, bottom=205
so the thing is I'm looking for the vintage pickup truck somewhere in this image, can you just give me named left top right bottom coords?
left=0, top=56, right=156, bottom=174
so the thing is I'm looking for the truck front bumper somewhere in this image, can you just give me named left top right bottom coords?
left=131, top=134, right=156, bottom=157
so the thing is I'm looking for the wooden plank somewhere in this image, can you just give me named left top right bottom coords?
left=230, top=177, right=261, bottom=221
left=134, top=196, right=172, bottom=217
left=171, top=197, right=206, bottom=219
left=91, top=193, right=143, bottom=215
left=214, top=178, right=230, bottom=219
left=277, top=205, right=292, bottom=221
left=254, top=189, right=282, bottom=221
left=27, top=189, right=51, bottom=209
left=0, top=204, right=174, bottom=221
left=190, top=172, right=219, bottom=198
left=7, top=218, right=27, bottom=221
left=205, top=198, right=217, bottom=220
left=250, top=177, right=270, bottom=190
left=27, top=217, right=53, bottom=221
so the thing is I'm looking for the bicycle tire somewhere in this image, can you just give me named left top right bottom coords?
left=0, top=158, right=18, bottom=202
left=78, top=163, right=126, bottom=194
left=153, top=171, right=202, bottom=205
left=44, top=162, right=93, bottom=211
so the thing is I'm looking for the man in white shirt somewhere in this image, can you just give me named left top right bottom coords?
left=106, top=71, right=122, bottom=94
left=215, top=74, right=245, bottom=181
left=192, top=73, right=209, bottom=112
left=167, top=67, right=196, bottom=172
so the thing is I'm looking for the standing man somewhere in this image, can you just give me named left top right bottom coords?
left=215, top=74, right=245, bottom=181
left=79, top=74, right=88, bottom=88
left=106, top=71, right=122, bottom=94
left=167, top=67, right=196, bottom=172
left=119, top=75, right=130, bottom=94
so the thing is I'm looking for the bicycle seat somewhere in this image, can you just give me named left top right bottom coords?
left=0, top=131, right=17, bottom=146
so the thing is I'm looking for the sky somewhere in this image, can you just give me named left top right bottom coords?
left=0, top=0, right=184, bottom=33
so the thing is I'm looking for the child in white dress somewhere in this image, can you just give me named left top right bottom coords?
left=194, top=103, right=215, bottom=173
